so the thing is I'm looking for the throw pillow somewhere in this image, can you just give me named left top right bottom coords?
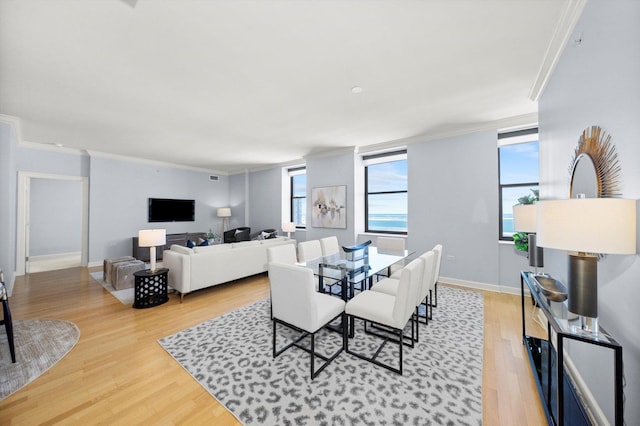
left=197, top=238, right=209, bottom=246
left=186, top=239, right=195, bottom=248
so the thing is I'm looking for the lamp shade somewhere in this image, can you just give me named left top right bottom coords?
left=537, top=198, right=636, bottom=254
left=282, top=222, right=296, bottom=233
left=138, top=229, right=166, bottom=247
left=217, top=207, right=231, bottom=218
left=513, top=204, right=537, bottom=233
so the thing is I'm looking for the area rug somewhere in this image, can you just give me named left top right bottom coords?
left=0, top=319, right=80, bottom=400
left=90, top=271, right=134, bottom=305
left=159, top=286, right=483, bottom=425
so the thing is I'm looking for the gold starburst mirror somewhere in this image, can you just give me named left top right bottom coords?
left=569, top=125, right=621, bottom=199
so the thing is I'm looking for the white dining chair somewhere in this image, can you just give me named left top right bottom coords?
left=297, top=240, right=323, bottom=262
left=431, top=244, right=443, bottom=309
left=269, top=262, right=346, bottom=379
left=319, top=236, right=340, bottom=257
left=344, top=257, right=423, bottom=375
left=267, top=244, right=298, bottom=265
left=376, top=236, right=406, bottom=277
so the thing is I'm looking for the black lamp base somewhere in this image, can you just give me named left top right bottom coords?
left=568, top=253, right=599, bottom=334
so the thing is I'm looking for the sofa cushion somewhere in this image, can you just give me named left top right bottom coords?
left=231, top=240, right=262, bottom=249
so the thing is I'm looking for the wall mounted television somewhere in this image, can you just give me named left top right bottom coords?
left=148, top=198, right=195, bottom=222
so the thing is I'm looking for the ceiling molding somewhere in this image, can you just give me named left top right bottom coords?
left=86, top=150, right=230, bottom=176
left=0, top=114, right=23, bottom=145
left=528, top=0, right=588, bottom=101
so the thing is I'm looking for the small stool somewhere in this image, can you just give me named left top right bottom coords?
left=133, top=269, right=169, bottom=309
left=104, top=256, right=135, bottom=285
left=113, top=260, right=146, bottom=290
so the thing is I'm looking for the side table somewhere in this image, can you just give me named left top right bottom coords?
left=133, top=268, right=169, bottom=309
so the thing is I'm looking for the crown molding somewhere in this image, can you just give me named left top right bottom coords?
left=0, top=114, right=23, bottom=143
left=86, top=150, right=229, bottom=176
left=528, top=0, right=587, bottom=101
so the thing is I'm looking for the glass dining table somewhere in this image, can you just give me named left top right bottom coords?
left=297, top=246, right=415, bottom=301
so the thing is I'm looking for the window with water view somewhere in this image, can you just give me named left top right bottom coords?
left=364, top=152, right=407, bottom=234
left=290, top=168, right=306, bottom=228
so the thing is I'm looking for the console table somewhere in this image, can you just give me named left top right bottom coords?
left=133, top=268, right=169, bottom=309
left=520, top=271, right=623, bottom=426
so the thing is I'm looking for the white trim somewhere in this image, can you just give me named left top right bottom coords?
left=16, top=172, right=89, bottom=276
left=86, top=150, right=229, bottom=175
left=440, top=276, right=528, bottom=296
left=528, top=0, right=588, bottom=101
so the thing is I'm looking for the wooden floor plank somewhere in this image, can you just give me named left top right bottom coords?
left=1, top=267, right=546, bottom=425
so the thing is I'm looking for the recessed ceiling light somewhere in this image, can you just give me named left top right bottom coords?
left=351, top=86, right=363, bottom=94
left=54, top=143, right=64, bottom=147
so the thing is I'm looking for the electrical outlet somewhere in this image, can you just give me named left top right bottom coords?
left=447, top=255, right=455, bottom=261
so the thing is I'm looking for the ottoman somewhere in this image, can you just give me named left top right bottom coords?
left=104, top=256, right=135, bottom=285
left=113, top=260, right=146, bottom=290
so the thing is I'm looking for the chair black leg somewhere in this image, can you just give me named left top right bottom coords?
left=310, top=332, right=315, bottom=379
left=433, top=283, right=438, bottom=307
left=2, top=299, right=15, bottom=363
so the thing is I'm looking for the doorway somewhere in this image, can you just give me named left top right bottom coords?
left=16, top=172, right=89, bottom=275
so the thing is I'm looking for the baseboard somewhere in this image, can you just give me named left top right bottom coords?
left=88, top=260, right=102, bottom=268
left=440, top=276, right=531, bottom=296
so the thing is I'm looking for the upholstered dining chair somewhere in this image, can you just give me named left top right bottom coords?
left=376, top=236, right=406, bottom=277
left=0, top=269, right=15, bottom=363
left=319, top=236, right=340, bottom=258
left=369, top=252, right=433, bottom=341
left=345, top=258, right=423, bottom=375
left=431, top=245, right=443, bottom=309
left=267, top=243, right=298, bottom=265
left=297, top=240, right=323, bottom=262
left=269, top=262, right=346, bottom=379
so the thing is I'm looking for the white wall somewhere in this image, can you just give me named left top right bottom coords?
left=89, top=155, right=229, bottom=262
left=29, top=178, right=82, bottom=256
left=247, top=168, right=283, bottom=233
left=408, top=131, right=501, bottom=287
left=228, top=172, right=247, bottom=231
left=539, top=1, right=640, bottom=423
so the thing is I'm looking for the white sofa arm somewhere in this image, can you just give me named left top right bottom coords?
left=163, top=248, right=191, bottom=299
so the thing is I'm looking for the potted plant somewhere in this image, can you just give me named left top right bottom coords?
left=512, top=189, right=539, bottom=253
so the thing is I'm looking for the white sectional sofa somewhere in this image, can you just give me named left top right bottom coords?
left=163, top=237, right=295, bottom=302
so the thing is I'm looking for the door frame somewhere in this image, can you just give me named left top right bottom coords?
left=16, top=171, right=89, bottom=275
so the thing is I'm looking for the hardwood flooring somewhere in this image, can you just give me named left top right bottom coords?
left=0, top=267, right=547, bottom=425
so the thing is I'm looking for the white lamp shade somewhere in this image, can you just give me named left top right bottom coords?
left=282, top=222, right=296, bottom=233
left=217, top=207, right=231, bottom=218
left=537, top=198, right=636, bottom=254
left=513, top=204, right=537, bottom=233
left=138, top=229, right=167, bottom=247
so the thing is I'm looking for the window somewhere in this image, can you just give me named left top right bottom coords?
left=289, top=167, right=306, bottom=228
left=364, top=150, right=408, bottom=234
left=498, top=128, right=539, bottom=240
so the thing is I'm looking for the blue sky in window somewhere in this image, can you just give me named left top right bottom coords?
left=292, top=174, right=306, bottom=197
left=500, top=142, right=539, bottom=184
left=368, top=160, right=408, bottom=215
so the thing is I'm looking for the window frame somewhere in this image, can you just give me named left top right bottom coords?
left=497, top=127, right=539, bottom=241
left=289, top=166, right=306, bottom=229
left=363, top=150, right=408, bottom=235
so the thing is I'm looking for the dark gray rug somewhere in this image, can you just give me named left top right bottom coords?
left=159, top=286, right=483, bottom=425
left=0, top=319, right=80, bottom=400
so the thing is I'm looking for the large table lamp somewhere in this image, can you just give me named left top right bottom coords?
left=217, top=207, right=231, bottom=234
left=282, top=222, right=296, bottom=239
left=513, top=203, right=544, bottom=273
left=537, top=198, right=636, bottom=334
left=138, top=229, right=166, bottom=272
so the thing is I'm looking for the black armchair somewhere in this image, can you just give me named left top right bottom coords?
left=223, top=227, right=251, bottom=243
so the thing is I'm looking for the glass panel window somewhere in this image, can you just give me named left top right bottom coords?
left=365, top=153, right=407, bottom=234
left=290, top=170, right=306, bottom=228
left=498, top=129, right=539, bottom=240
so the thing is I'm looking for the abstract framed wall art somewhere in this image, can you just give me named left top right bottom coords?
left=311, top=185, right=346, bottom=228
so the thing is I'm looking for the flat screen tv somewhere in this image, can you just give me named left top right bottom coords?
left=148, top=198, right=195, bottom=222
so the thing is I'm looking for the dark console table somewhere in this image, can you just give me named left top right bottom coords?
left=520, top=271, right=623, bottom=426
left=133, top=268, right=169, bottom=309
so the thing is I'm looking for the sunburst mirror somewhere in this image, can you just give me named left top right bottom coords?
left=569, top=125, right=621, bottom=199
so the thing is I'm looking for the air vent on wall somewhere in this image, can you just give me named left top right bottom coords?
left=209, top=175, right=219, bottom=181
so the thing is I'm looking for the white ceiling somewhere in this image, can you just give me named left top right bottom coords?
left=0, top=0, right=578, bottom=174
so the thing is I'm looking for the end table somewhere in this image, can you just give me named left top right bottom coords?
left=133, top=268, right=169, bottom=309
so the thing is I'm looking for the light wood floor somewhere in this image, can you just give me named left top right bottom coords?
left=0, top=267, right=547, bottom=425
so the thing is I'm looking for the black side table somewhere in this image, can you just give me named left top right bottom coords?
left=133, top=268, right=169, bottom=309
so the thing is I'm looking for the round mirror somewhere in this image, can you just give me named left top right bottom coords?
left=570, top=153, right=598, bottom=198
left=568, top=126, right=620, bottom=199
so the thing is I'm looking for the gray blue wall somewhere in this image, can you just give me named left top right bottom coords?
left=538, top=1, right=640, bottom=423
left=0, top=121, right=16, bottom=288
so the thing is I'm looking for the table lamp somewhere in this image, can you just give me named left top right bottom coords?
left=138, top=229, right=166, bottom=272
left=513, top=203, right=544, bottom=274
left=537, top=198, right=636, bottom=334
left=217, top=207, right=231, bottom=234
left=282, top=222, right=296, bottom=239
